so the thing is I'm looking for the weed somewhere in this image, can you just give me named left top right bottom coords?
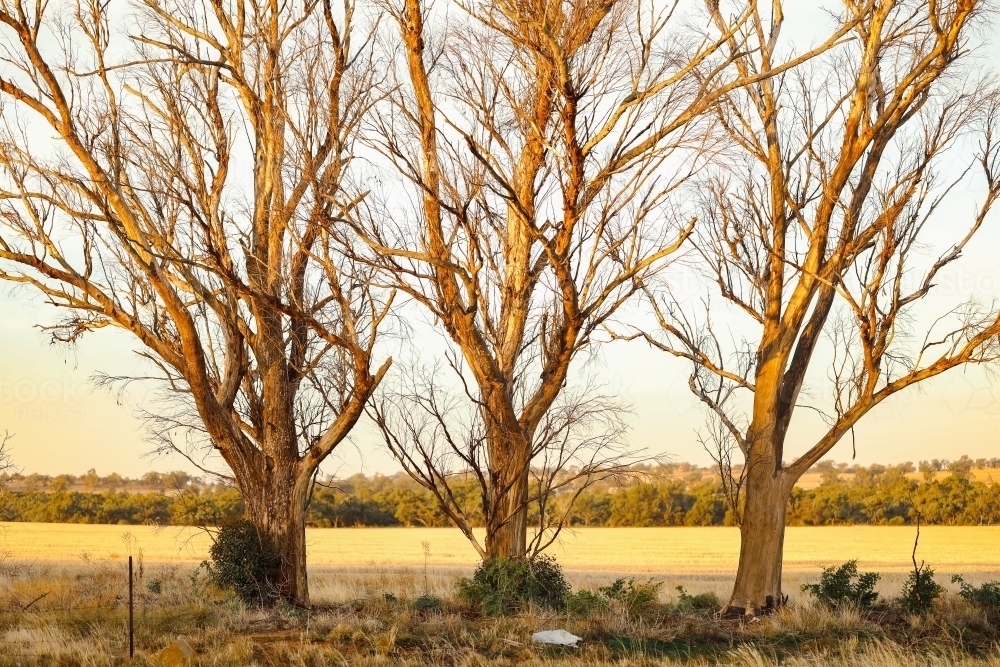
left=565, top=589, right=605, bottom=615
left=900, top=566, right=942, bottom=615
left=800, top=560, right=880, bottom=610
left=674, top=586, right=720, bottom=614
left=413, top=594, right=443, bottom=613
left=951, top=575, right=1000, bottom=610
left=597, top=577, right=662, bottom=616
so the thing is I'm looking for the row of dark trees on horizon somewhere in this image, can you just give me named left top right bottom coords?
left=4, top=461, right=1000, bottom=527
left=10, top=456, right=999, bottom=494
left=1, top=0, right=1000, bottom=614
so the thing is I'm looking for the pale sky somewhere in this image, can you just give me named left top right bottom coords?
left=2, top=282, right=998, bottom=478
left=1, top=1, right=998, bottom=479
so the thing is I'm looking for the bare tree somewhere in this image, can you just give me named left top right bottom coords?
left=0, top=431, right=14, bottom=485
left=633, top=0, right=1000, bottom=615
left=349, top=0, right=847, bottom=560
left=0, top=0, right=390, bottom=605
left=370, top=361, right=637, bottom=558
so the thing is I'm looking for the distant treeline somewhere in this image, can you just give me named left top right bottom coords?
left=1, top=457, right=998, bottom=527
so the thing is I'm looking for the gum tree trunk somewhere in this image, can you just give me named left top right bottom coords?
left=482, top=394, right=533, bottom=560
left=485, top=464, right=530, bottom=559
left=237, top=459, right=313, bottom=606
left=726, top=448, right=796, bottom=617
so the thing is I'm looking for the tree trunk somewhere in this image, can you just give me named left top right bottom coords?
left=725, top=456, right=794, bottom=617
left=239, top=461, right=312, bottom=607
left=480, top=390, right=533, bottom=561
left=485, top=464, right=530, bottom=559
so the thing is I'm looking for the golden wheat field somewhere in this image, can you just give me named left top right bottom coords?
left=3, top=523, right=999, bottom=574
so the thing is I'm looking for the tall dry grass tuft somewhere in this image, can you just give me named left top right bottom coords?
left=775, top=640, right=1000, bottom=667
left=755, top=599, right=873, bottom=637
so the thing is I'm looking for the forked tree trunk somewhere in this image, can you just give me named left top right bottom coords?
left=726, top=456, right=795, bottom=617
left=237, top=460, right=313, bottom=607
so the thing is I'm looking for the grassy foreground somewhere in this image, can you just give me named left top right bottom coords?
left=2, top=525, right=1000, bottom=664
left=1, top=558, right=1000, bottom=666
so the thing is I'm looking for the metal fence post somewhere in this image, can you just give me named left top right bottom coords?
left=128, top=555, right=134, bottom=659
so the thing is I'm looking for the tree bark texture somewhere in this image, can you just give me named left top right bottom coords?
left=238, top=460, right=313, bottom=605
left=726, top=451, right=794, bottom=616
left=485, top=463, right=530, bottom=559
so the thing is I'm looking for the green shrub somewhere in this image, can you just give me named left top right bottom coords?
left=598, top=577, right=663, bottom=615
left=674, top=586, right=719, bottom=613
left=565, top=589, right=605, bottom=615
left=413, top=594, right=443, bottom=613
left=456, top=555, right=569, bottom=616
left=800, top=560, right=880, bottom=610
left=208, top=518, right=280, bottom=606
left=951, top=575, right=1000, bottom=610
left=900, top=567, right=942, bottom=615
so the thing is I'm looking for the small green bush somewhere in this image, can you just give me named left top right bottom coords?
left=900, top=567, right=942, bottom=615
left=456, top=555, right=569, bottom=616
left=674, top=586, right=719, bottom=613
left=951, top=575, right=1000, bottom=610
left=208, top=518, right=280, bottom=606
left=801, top=560, right=880, bottom=610
left=565, top=589, right=604, bottom=615
left=413, top=594, right=443, bottom=613
left=598, top=577, right=663, bottom=615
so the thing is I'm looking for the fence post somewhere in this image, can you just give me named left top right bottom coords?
left=128, top=555, right=134, bottom=659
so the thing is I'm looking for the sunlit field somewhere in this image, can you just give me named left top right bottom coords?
left=3, top=524, right=1000, bottom=666
left=5, top=523, right=999, bottom=574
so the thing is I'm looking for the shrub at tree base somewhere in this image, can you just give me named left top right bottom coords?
left=208, top=519, right=281, bottom=606
left=952, top=576, right=1000, bottom=610
left=800, top=560, right=880, bottom=610
left=900, top=567, right=942, bottom=616
left=457, top=555, right=570, bottom=616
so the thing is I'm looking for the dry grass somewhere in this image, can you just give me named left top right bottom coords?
left=2, top=524, right=1000, bottom=665
left=4, top=523, right=1000, bottom=574
left=0, top=557, right=998, bottom=666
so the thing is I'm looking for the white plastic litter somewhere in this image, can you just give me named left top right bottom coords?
left=531, top=629, right=582, bottom=646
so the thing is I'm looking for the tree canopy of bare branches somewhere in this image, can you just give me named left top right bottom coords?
left=633, top=0, right=1000, bottom=615
left=0, top=0, right=390, bottom=605
left=345, top=0, right=851, bottom=560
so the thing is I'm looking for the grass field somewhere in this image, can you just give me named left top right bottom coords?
left=4, top=523, right=999, bottom=573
